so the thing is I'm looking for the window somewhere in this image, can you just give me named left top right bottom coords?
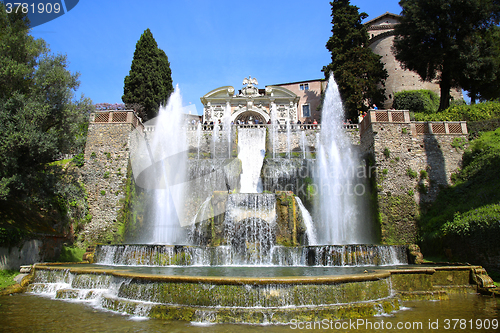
left=299, top=83, right=309, bottom=91
left=302, top=104, right=310, bottom=117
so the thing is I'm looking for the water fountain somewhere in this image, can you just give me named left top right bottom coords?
left=25, top=75, right=425, bottom=324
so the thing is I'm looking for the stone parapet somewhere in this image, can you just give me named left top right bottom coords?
left=359, top=110, right=468, bottom=244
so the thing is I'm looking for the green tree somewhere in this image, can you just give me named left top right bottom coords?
left=323, top=0, right=388, bottom=121
left=393, top=0, right=500, bottom=111
left=460, top=26, right=500, bottom=103
left=0, top=5, right=92, bottom=200
left=122, top=29, right=173, bottom=121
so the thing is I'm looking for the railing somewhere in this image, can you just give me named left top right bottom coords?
left=412, top=121, right=467, bottom=135
left=147, top=123, right=359, bottom=132
left=359, top=110, right=467, bottom=135
left=90, top=110, right=144, bottom=131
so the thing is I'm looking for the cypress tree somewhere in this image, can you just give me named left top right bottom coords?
left=323, top=0, right=387, bottom=121
left=122, top=29, right=173, bottom=120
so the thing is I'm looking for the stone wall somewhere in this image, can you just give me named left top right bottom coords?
left=360, top=110, right=468, bottom=244
left=82, top=111, right=143, bottom=244
left=0, top=236, right=66, bottom=270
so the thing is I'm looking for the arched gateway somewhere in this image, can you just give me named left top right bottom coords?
left=200, top=76, right=300, bottom=124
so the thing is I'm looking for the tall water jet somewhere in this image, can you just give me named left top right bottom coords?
left=286, top=119, right=291, bottom=158
left=224, top=102, right=232, bottom=158
left=301, top=131, right=307, bottom=159
left=270, top=103, right=278, bottom=158
left=315, top=74, right=372, bottom=244
left=212, top=118, right=219, bottom=158
left=148, top=86, right=188, bottom=244
left=196, top=122, right=202, bottom=159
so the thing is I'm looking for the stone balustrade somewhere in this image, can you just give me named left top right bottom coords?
left=360, top=110, right=467, bottom=135
left=152, top=123, right=359, bottom=132
left=90, top=110, right=144, bottom=131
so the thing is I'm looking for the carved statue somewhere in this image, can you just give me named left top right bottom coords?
left=243, top=76, right=258, bottom=87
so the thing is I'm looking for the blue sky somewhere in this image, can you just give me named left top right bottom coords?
left=30, top=0, right=403, bottom=115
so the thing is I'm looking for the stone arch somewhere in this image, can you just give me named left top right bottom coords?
left=231, top=109, right=269, bottom=124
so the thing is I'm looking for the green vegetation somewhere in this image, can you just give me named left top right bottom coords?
left=57, top=245, right=85, bottom=262
left=406, top=168, right=418, bottom=179
left=122, top=28, right=173, bottom=121
left=323, top=0, right=387, bottom=121
left=392, top=90, right=439, bottom=113
left=415, top=101, right=500, bottom=122
left=383, top=147, right=390, bottom=158
left=0, top=4, right=92, bottom=252
left=394, top=0, right=500, bottom=110
left=0, top=270, right=18, bottom=290
left=419, top=127, right=500, bottom=257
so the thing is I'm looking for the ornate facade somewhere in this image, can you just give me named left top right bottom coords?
left=201, top=77, right=301, bottom=124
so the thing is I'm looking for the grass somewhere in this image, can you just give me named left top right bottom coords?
left=0, top=270, right=18, bottom=290
left=419, top=128, right=500, bottom=258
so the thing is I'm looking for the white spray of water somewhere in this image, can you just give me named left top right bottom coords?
left=315, top=74, right=372, bottom=244
left=149, top=86, right=188, bottom=244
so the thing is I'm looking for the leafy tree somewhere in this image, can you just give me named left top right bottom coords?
left=0, top=5, right=92, bottom=200
left=393, top=0, right=500, bottom=111
left=459, top=26, right=500, bottom=103
left=323, top=0, right=388, bottom=120
left=122, top=29, right=173, bottom=121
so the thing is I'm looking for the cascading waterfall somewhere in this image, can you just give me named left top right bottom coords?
left=223, top=193, right=277, bottom=265
left=148, top=86, right=187, bottom=244
left=315, top=74, right=373, bottom=244
left=238, top=128, right=266, bottom=193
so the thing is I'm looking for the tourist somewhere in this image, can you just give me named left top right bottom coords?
left=358, top=112, right=363, bottom=124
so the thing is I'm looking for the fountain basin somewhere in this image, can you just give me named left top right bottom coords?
left=26, top=263, right=484, bottom=324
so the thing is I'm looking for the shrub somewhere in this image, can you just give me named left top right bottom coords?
left=406, top=168, right=418, bottom=178
left=392, top=90, right=439, bottom=114
left=72, top=153, right=85, bottom=167
left=383, top=147, right=390, bottom=158
left=414, top=101, right=500, bottom=122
